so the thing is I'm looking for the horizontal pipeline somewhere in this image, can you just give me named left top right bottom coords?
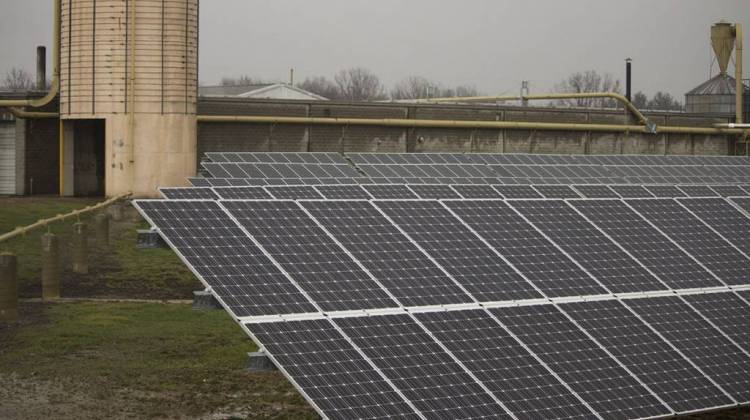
left=196, top=115, right=749, bottom=136
left=0, top=193, right=131, bottom=244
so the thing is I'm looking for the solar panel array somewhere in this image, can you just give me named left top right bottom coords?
left=140, top=151, right=750, bottom=420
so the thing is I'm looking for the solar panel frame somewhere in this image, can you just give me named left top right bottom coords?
left=314, top=185, right=373, bottom=200
left=405, top=184, right=461, bottom=199
left=560, top=299, right=734, bottom=413
left=415, top=309, right=598, bottom=419
left=571, top=185, right=619, bottom=199
left=334, top=313, right=515, bottom=419
left=532, top=185, right=582, bottom=199
left=158, top=187, right=218, bottom=200
left=508, top=200, right=669, bottom=294
left=570, top=199, right=725, bottom=290
left=245, top=319, right=423, bottom=420
left=222, top=200, right=400, bottom=313
left=625, top=295, right=750, bottom=403
left=625, top=198, right=750, bottom=286
left=443, top=200, right=609, bottom=298
left=677, top=197, right=750, bottom=256
left=610, top=185, right=655, bottom=198
left=212, top=186, right=272, bottom=200
left=300, top=200, right=475, bottom=307
left=491, top=304, right=672, bottom=419
left=133, top=200, right=318, bottom=317
left=450, top=184, right=503, bottom=199
left=682, top=292, right=750, bottom=353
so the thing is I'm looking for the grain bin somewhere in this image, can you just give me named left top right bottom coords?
left=59, top=0, right=198, bottom=197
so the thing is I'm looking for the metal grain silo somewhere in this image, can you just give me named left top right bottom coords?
left=59, top=0, right=198, bottom=197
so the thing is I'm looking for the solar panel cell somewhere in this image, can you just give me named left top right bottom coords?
left=301, top=201, right=474, bottom=307
left=444, top=200, right=608, bottom=297
left=223, top=201, right=398, bottom=312
left=247, top=320, right=421, bottom=420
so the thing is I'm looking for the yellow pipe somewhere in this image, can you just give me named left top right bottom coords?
left=197, top=115, right=747, bottom=136
left=6, top=107, right=58, bottom=119
left=0, top=193, right=131, bottom=244
left=422, top=92, right=649, bottom=125
left=0, top=0, right=60, bottom=108
left=736, top=23, right=743, bottom=124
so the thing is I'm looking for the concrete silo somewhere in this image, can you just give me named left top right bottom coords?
left=59, top=0, right=198, bottom=197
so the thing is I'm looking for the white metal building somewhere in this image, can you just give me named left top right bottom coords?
left=199, top=84, right=328, bottom=101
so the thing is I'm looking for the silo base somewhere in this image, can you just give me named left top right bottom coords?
left=106, top=114, right=197, bottom=198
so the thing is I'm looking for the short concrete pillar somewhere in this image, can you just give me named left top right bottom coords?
left=247, top=351, right=277, bottom=372
left=109, top=204, right=123, bottom=222
left=41, top=233, right=60, bottom=300
left=72, top=222, right=88, bottom=274
left=0, top=253, right=19, bottom=322
left=192, top=290, right=221, bottom=310
left=95, top=213, right=109, bottom=247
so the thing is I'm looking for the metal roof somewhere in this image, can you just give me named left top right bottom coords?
left=686, top=74, right=750, bottom=96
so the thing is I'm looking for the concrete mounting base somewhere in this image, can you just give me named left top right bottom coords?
left=247, top=351, right=277, bottom=372
left=136, top=229, right=167, bottom=249
left=192, top=290, right=221, bottom=311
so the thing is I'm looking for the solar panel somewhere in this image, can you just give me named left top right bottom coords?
left=159, top=187, right=218, bottom=200
left=572, top=185, right=619, bottom=198
left=265, top=186, right=324, bottom=200
left=644, top=185, right=686, bottom=198
left=187, top=177, right=211, bottom=187
left=731, top=197, right=750, bottom=214
left=570, top=200, right=723, bottom=290
left=362, top=184, right=419, bottom=199
left=416, top=309, right=597, bottom=419
left=626, top=296, right=750, bottom=402
left=314, top=185, right=371, bottom=200
left=450, top=184, right=502, bottom=199
left=561, top=300, right=733, bottom=413
left=493, top=185, right=543, bottom=199
left=610, top=185, right=654, bottom=198
left=677, top=198, right=750, bottom=256
left=133, top=200, right=317, bottom=317
left=301, top=201, right=474, bottom=306
left=509, top=200, right=668, bottom=293
left=406, top=184, right=461, bottom=199
left=532, top=185, right=581, bottom=199
left=374, top=200, right=542, bottom=302
left=246, top=319, right=421, bottom=420
left=626, top=199, right=750, bottom=286
left=444, top=200, right=608, bottom=297
left=335, top=314, right=513, bottom=419
left=492, top=304, right=671, bottom=419
left=709, top=185, right=748, bottom=197
left=682, top=292, right=750, bottom=352
left=678, top=185, right=721, bottom=197
left=222, top=200, right=398, bottom=312
left=207, top=152, right=347, bottom=164
left=211, top=186, right=272, bottom=200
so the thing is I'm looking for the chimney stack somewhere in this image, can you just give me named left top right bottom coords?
left=36, top=46, right=46, bottom=90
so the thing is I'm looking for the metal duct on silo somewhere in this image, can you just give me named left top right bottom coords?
left=711, top=22, right=735, bottom=76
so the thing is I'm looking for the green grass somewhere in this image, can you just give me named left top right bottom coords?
left=0, top=301, right=316, bottom=419
left=0, top=197, right=199, bottom=299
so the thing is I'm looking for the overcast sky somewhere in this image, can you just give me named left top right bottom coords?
left=1, top=0, right=748, bottom=98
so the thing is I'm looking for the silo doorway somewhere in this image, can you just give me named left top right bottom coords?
left=62, top=119, right=105, bottom=197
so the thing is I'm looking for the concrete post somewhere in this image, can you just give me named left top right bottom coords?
left=0, top=253, right=19, bottom=322
left=109, top=204, right=123, bottom=221
left=41, top=233, right=60, bottom=299
left=72, top=222, right=88, bottom=274
left=95, top=213, right=109, bottom=247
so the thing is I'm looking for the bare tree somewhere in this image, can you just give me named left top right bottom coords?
left=391, top=76, right=441, bottom=100
left=219, top=75, right=269, bottom=86
left=2, top=67, right=34, bottom=91
left=554, top=70, right=622, bottom=108
left=334, top=67, right=387, bottom=101
left=646, top=91, right=683, bottom=111
left=391, top=76, right=482, bottom=100
left=632, top=91, right=648, bottom=109
left=298, top=76, right=341, bottom=100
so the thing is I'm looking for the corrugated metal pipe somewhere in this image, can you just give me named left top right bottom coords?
left=0, top=0, right=60, bottom=109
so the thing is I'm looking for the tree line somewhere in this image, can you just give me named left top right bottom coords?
left=1, top=65, right=684, bottom=111
left=219, top=67, right=481, bottom=101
